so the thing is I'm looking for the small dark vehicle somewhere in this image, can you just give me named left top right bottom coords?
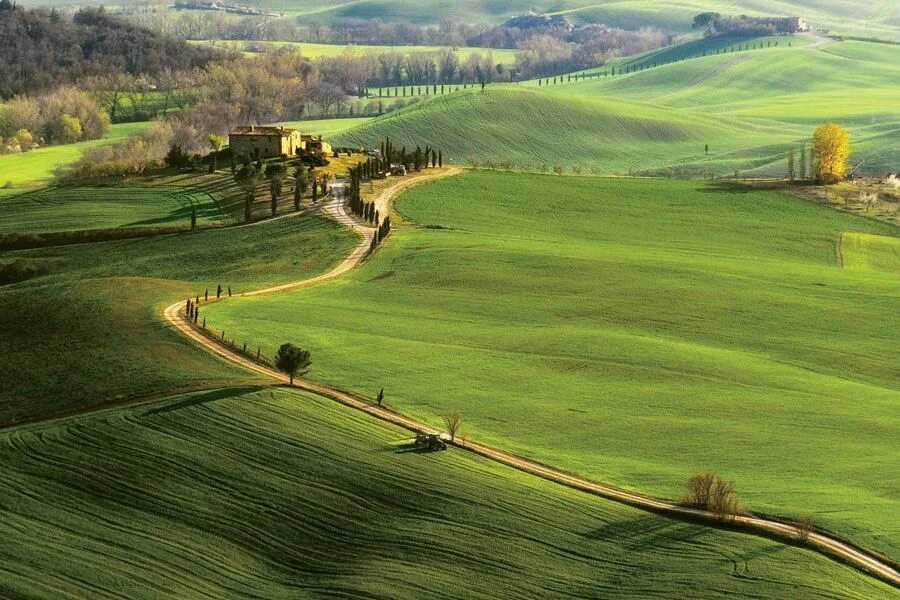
left=414, top=433, right=447, bottom=451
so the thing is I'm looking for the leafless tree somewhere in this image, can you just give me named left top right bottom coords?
left=443, top=411, right=461, bottom=441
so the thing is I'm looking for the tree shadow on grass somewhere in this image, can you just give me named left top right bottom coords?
left=144, top=386, right=270, bottom=416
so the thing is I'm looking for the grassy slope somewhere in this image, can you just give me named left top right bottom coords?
left=338, top=40, right=899, bottom=176
left=0, top=123, right=148, bottom=188
left=1, top=386, right=895, bottom=599
left=336, top=85, right=798, bottom=175
left=274, top=117, right=374, bottom=138
left=202, top=171, right=900, bottom=558
left=841, top=232, right=900, bottom=273
left=0, top=187, right=226, bottom=235
left=0, top=216, right=358, bottom=426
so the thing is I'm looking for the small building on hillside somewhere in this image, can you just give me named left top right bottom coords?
left=229, top=126, right=303, bottom=160
left=303, top=135, right=332, bottom=156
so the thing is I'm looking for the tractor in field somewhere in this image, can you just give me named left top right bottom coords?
left=414, top=432, right=447, bottom=451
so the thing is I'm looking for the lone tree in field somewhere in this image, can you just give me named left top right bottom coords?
left=376, top=388, right=384, bottom=406
left=683, top=471, right=743, bottom=519
left=234, top=164, right=263, bottom=223
left=443, top=411, right=461, bottom=441
left=207, top=134, right=225, bottom=173
left=265, top=163, right=286, bottom=216
left=812, top=123, right=850, bottom=184
left=274, top=343, right=311, bottom=385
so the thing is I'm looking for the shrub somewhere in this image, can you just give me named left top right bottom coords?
left=0, top=259, right=38, bottom=285
left=683, top=471, right=743, bottom=519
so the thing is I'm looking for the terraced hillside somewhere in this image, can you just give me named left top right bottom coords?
left=203, top=171, right=900, bottom=559
left=1, top=386, right=895, bottom=598
left=337, top=39, right=900, bottom=176
left=0, top=215, right=357, bottom=426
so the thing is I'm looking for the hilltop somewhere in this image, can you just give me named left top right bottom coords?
left=336, top=38, right=900, bottom=176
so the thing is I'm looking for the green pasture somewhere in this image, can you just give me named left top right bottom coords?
left=336, top=85, right=801, bottom=176
left=841, top=232, right=900, bottom=273
left=0, top=122, right=149, bottom=188
left=203, top=171, right=900, bottom=559
left=0, top=187, right=225, bottom=235
left=0, top=215, right=358, bottom=426
left=1, top=386, right=895, bottom=598
left=274, top=117, right=374, bottom=138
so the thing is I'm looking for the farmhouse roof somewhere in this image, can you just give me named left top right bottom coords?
left=230, top=126, right=297, bottom=137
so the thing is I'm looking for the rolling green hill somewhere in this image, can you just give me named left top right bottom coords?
left=336, top=85, right=800, bottom=176
left=234, top=0, right=898, bottom=40
left=337, top=39, right=900, bottom=176
left=0, top=215, right=357, bottom=426
left=0, top=187, right=227, bottom=235
left=202, top=171, right=900, bottom=560
left=1, top=386, right=895, bottom=598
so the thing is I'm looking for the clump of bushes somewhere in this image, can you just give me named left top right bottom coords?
left=0, top=87, right=110, bottom=154
left=682, top=471, right=744, bottom=519
left=0, top=259, right=38, bottom=285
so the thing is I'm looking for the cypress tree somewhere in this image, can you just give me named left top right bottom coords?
left=799, top=143, right=807, bottom=180
left=312, top=177, right=318, bottom=203
left=438, top=150, right=443, bottom=168
left=787, top=147, right=796, bottom=181
left=205, top=289, right=209, bottom=301
left=217, top=284, right=222, bottom=298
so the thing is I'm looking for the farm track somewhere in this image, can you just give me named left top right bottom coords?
left=157, top=165, right=900, bottom=588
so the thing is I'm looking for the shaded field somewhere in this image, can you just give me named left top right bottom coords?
left=0, top=215, right=358, bottom=426
left=0, top=187, right=225, bottom=235
left=1, top=386, right=895, bottom=599
left=204, top=171, right=900, bottom=559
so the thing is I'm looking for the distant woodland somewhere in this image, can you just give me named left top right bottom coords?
left=0, top=3, right=224, bottom=98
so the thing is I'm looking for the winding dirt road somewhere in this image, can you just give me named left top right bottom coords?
left=163, top=166, right=899, bottom=589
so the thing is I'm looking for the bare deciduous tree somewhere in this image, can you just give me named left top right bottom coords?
left=443, top=411, right=461, bottom=441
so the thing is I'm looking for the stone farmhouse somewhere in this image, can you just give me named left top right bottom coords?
left=229, top=126, right=304, bottom=160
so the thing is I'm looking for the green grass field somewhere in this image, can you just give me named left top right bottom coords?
left=202, top=171, right=900, bottom=559
left=336, top=85, right=800, bottom=175
left=274, top=117, right=374, bottom=138
left=1, top=385, right=895, bottom=598
left=841, top=231, right=900, bottom=273
left=0, top=187, right=226, bottom=235
left=0, top=215, right=358, bottom=426
left=0, top=123, right=149, bottom=188
left=337, top=39, right=900, bottom=176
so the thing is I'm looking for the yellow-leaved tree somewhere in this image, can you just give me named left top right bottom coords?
left=812, top=123, right=850, bottom=184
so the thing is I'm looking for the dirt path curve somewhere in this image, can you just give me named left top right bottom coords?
left=163, top=166, right=899, bottom=589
